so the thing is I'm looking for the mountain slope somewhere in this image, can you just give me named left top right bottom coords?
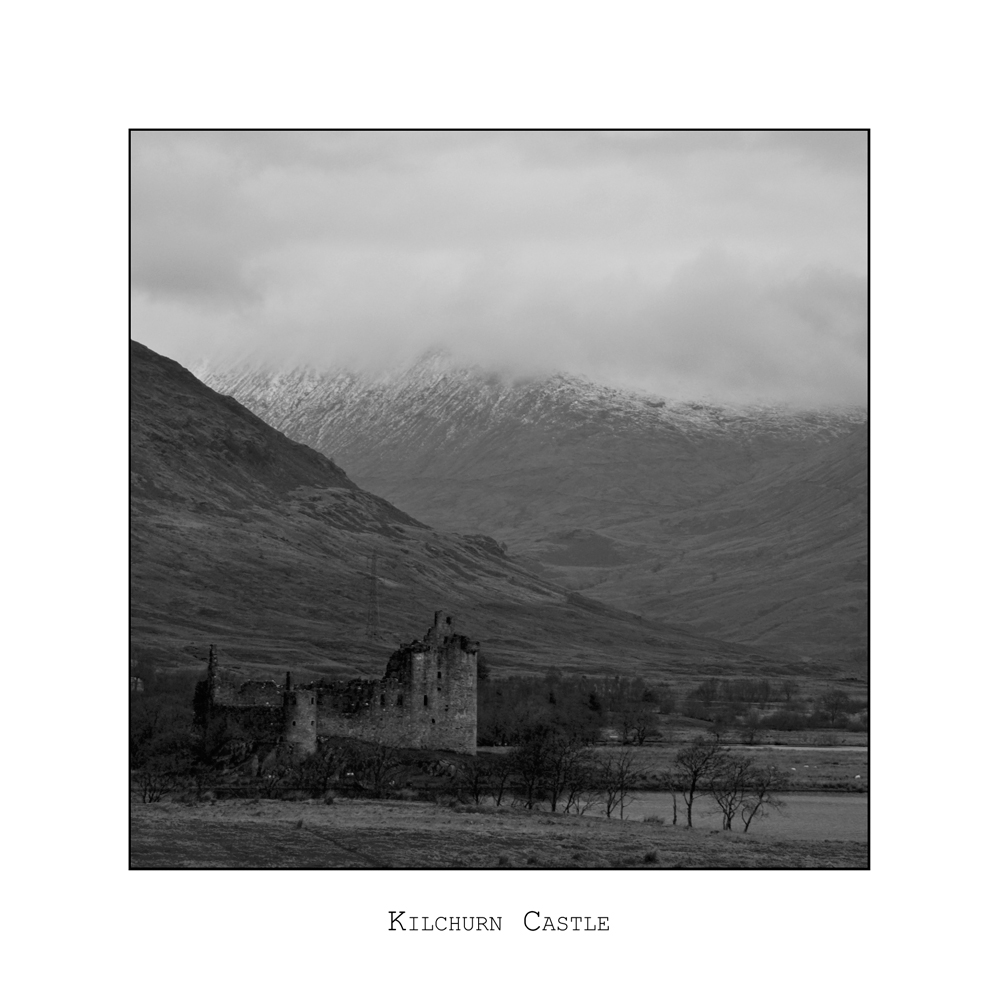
left=132, top=341, right=795, bottom=683
left=197, top=355, right=868, bottom=668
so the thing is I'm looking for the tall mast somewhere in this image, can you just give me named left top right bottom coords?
left=364, top=548, right=382, bottom=640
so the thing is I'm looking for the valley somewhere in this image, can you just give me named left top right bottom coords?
left=197, top=355, right=868, bottom=670
left=132, top=341, right=802, bottom=684
left=130, top=341, right=868, bottom=870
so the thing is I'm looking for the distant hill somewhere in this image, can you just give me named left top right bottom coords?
left=197, top=354, right=868, bottom=669
left=132, top=341, right=796, bottom=683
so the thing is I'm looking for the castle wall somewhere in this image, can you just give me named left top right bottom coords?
left=203, top=667, right=285, bottom=738
left=210, top=671, right=284, bottom=709
left=210, top=704, right=284, bottom=740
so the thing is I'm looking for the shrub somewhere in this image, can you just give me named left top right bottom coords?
left=763, top=710, right=809, bottom=731
left=655, top=685, right=677, bottom=714
left=847, top=711, right=869, bottom=733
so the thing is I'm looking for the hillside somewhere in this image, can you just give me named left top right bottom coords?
left=196, top=354, right=868, bottom=668
left=131, top=341, right=798, bottom=684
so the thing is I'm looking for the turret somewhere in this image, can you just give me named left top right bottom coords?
left=426, top=611, right=456, bottom=645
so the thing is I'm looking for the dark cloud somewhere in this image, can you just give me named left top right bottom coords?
left=130, top=130, right=868, bottom=405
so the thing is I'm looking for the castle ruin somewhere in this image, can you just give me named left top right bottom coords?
left=201, top=612, right=478, bottom=755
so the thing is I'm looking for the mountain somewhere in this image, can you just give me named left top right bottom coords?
left=196, top=354, right=868, bottom=669
left=132, top=341, right=796, bottom=683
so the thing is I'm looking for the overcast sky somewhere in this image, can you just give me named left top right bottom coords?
left=131, top=130, right=867, bottom=406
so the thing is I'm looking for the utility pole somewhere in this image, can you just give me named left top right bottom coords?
left=365, top=548, right=381, bottom=640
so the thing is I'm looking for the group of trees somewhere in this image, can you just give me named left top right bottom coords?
left=274, top=739, right=402, bottom=799
left=685, top=677, right=781, bottom=712
left=130, top=674, right=204, bottom=802
left=456, top=732, right=782, bottom=831
left=673, top=738, right=783, bottom=832
left=478, top=668, right=868, bottom=748
left=683, top=678, right=868, bottom=736
left=477, top=672, right=671, bottom=748
left=459, top=730, right=645, bottom=820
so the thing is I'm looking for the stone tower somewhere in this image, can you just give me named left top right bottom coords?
left=282, top=671, right=318, bottom=754
left=383, top=611, right=478, bottom=753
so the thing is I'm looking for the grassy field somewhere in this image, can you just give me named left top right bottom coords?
left=130, top=798, right=868, bottom=869
left=627, top=791, right=868, bottom=840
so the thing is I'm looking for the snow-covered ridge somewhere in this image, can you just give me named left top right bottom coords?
left=195, top=354, right=867, bottom=449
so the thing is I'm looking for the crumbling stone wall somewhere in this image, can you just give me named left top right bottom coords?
left=202, top=612, right=478, bottom=755
left=199, top=661, right=285, bottom=738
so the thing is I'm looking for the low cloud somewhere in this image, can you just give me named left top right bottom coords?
left=131, top=130, right=867, bottom=406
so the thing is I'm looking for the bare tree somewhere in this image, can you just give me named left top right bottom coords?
left=566, top=782, right=604, bottom=817
left=661, top=767, right=680, bottom=825
left=459, top=755, right=495, bottom=805
left=740, top=709, right=763, bottom=746
left=708, top=709, right=735, bottom=741
left=135, top=764, right=179, bottom=804
left=781, top=679, right=799, bottom=703
left=754, top=679, right=772, bottom=708
left=297, top=742, right=352, bottom=797
left=256, top=763, right=291, bottom=799
left=621, top=705, right=659, bottom=745
left=352, top=739, right=401, bottom=798
left=819, top=689, right=851, bottom=726
left=488, top=750, right=517, bottom=807
left=740, top=766, right=784, bottom=832
left=675, top=738, right=727, bottom=827
left=131, top=695, right=193, bottom=802
left=544, top=735, right=593, bottom=812
left=562, top=749, right=598, bottom=815
left=598, top=745, right=645, bottom=820
left=709, top=754, right=757, bottom=830
left=607, top=677, right=660, bottom=745
left=511, top=734, right=550, bottom=810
